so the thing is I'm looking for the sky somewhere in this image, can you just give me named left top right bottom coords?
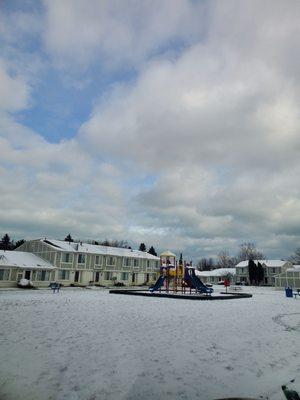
left=1, top=0, right=300, bottom=261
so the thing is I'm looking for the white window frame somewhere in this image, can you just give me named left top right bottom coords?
left=58, top=270, right=70, bottom=280
left=0, top=269, right=10, bottom=281
left=106, top=256, right=116, bottom=266
left=123, top=258, right=132, bottom=267
left=121, top=272, right=129, bottom=281
left=78, top=253, right=86, bottom=264
left=133, top=259, right=139, bottom=268
left=62, top=253, right=72, bottom=263
left=95, top=255, right=103, bottom=265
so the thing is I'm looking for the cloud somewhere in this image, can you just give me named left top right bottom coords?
left=43, top=0, right=206, bottom=69
left=1, top=1, right=300, bottom=261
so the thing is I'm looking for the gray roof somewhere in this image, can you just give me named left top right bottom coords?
left=0, top=251, right=54, bottom=270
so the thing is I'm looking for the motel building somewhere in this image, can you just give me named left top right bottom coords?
left=4, top=238, right=160, bottom=288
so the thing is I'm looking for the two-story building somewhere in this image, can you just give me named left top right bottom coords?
left=235, top=260, right=293, bottom=286
left=17, top=238, right=160, bottom=287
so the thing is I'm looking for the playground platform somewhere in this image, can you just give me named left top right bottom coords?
left=109, top=289, right=253, bottom=300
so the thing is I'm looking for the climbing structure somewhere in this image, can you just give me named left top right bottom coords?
left=149, top=251, right=213, bottom=295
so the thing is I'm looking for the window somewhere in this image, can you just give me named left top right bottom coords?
left=106, top=256, right=116, bottom=266
left=58, top=270, right=70, bottom=280
left=95, top=255, right=102, bottom=265
left=78, top=254, right=86, bottom=264
left=36, top=271, right=50, bottom=281
left=62, top=253, right=72, bottom=263
left=272, top=268, right=276, bottom=274
left=121, top=272, right=129, bottom=281
left=104, top=272, right=113, bottom=280
left=133, top=259, right=139, bottom=267
left=0, top=269, right=10, bottom=280
left=147, top=260, right=150, bottom=268
left=123, top=258, right=132, bottom=267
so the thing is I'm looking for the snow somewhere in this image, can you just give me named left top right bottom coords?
left=0, top=287, right=299, bottom=400
left=196, top=268, right=236, bottom=277
left=40, top=239, right=160, bottom=260
left=0, top=250, right=54, bottom=270
left=236, top=260, right=288, bottom=268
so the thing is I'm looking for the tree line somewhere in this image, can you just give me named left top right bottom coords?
left=197, top=242, right=265, bottom=271
left=0, top=234, right=25, bottom=250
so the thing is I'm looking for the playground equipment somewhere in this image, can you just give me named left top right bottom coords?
left=149, top=251, right=213, bottom=295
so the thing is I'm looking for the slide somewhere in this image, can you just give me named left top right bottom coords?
left=184, top=269, right=213, bottom=294
left=149, top=275, right=165, bottom=292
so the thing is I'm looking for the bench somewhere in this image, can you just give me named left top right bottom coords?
left=293, top=289, right=300, bottom=299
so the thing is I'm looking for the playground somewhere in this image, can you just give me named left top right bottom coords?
left=0, top=286, right=299, bottom=400
left=111, top=251, right=252, bottom=300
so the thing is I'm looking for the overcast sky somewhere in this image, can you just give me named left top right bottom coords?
left=1, top=0, right=300, bottom=260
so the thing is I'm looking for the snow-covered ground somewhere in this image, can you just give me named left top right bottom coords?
left=0, top=287, right=299, bottom=400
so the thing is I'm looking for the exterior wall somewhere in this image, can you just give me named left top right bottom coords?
left=0, top=265, right=53, bottom=288
left=275, top=270, right=300, bottom=289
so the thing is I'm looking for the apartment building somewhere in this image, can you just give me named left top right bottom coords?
left=17, top=238, right=160, bottom=287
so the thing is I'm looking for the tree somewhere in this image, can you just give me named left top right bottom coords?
left=64, top=234, right=74, bottom=242
left=14, top=239, right=25, bottom=249
left=248, top=259, right=257, bottom=285
left=0, top=234, right=13, bottom=250
left=139, top=243, right=146, bottom=252
left=197, top=257, right=215, bottom=271
left=148, top=246, right=157, bottom=256
left=257, top=262, right=264, bottom=285
left=237, top=242, right=265, bottom=262
left=289, top=248, right=300, bottom=264
left=217, top=250, right=235, bottom=268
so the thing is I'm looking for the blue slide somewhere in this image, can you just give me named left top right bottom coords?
left=149, top=275, right=166, bottom=292
left=184, top=269, right=213, bottom=294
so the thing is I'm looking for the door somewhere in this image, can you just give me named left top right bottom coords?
left=132, top=273, right=136, bottom=283
left=25, top=270, right=31, bottom=280
left=75, top=271, right=80, bottom=283
left=95, top=272, right=100, bottom=282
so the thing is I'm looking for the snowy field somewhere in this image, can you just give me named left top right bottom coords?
left=0, top=287, right=299, bottom=400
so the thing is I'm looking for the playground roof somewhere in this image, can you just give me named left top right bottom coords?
left=160, top=250, right=177, bottom=258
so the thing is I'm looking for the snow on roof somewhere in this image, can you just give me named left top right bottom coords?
left=236, top=260, right=288, bottom=268
left=286, top=265, right=300, bottom=272
left=196, top=268, right=236, bottom=277
left=40, top=239, right=160, bottom=260
left=0, top=251, right=54, bottom=270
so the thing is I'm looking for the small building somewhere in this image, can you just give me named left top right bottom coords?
left=0, top=250, right=55, bottom=288
left=275, top=265, right=300, bottom=289
left=196, top=268, right=236, bottom=285
left=17, top=239, right=160, bottom=287
left=235, top=260, right=293, bottom=286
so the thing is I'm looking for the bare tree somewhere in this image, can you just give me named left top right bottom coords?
left=289, top=248, right=300, bottom=265
left=217, top=250, right=235, bottom=268
left=197, top=257, right=215, bottom=271
left=236, top=242, right=265, bottom=262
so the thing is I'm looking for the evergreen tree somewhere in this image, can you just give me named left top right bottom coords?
left=179, top=253, right=183, bottom=265
left=148, top=246, right=157, bottom=256
left=248, top=259, right=256, bottom=285
left=14, top=239, right=25, bottom=249
left=139, top=243, right=146, bottom=252
left=0, top=234, right=13, bottom=250
left=64, top=234, right=74, bottom=242
left=257, top=262, right=264, bottom=285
